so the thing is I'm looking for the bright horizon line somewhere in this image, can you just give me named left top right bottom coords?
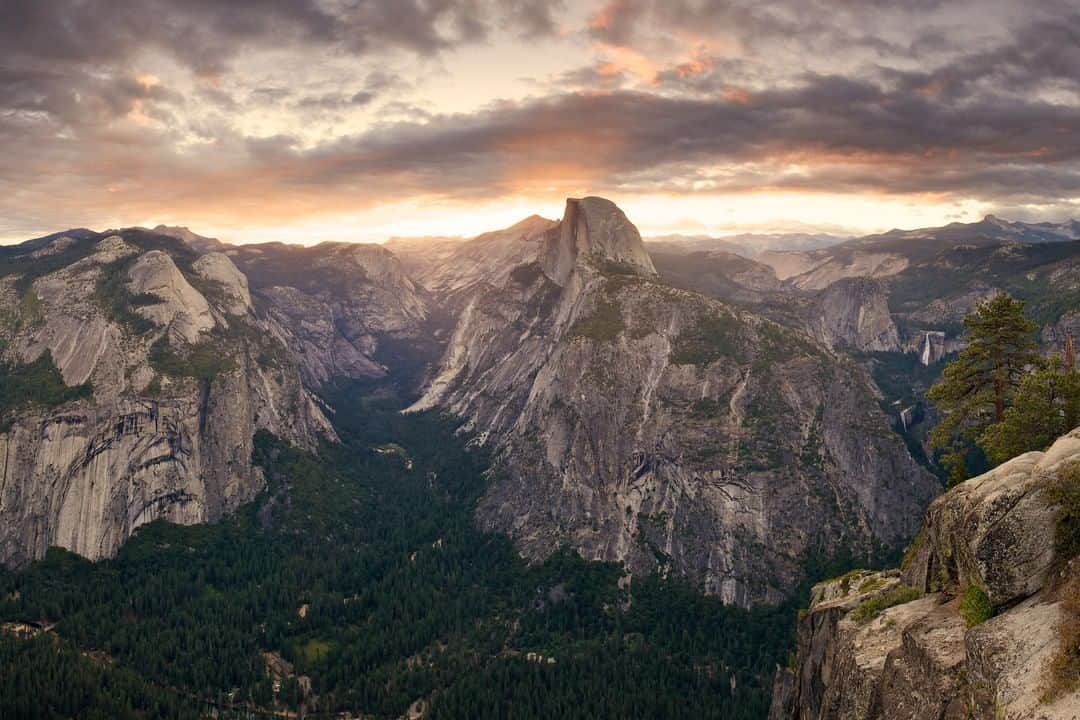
left=1, top=195, right=1075, bottom=249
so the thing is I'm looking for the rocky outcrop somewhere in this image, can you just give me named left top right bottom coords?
left=788, top=252, right=909, bottom=291
left=126, top=250, right=216, bottom=344
left=388, top=215, right=555, bottom=302
left=902, top=283, right=999, bottom=327
left=1044, top=311, right=1080, bottom=355
left=773, top=428, right=1080, bottom=720
left=224, top=241, right=429, bottom=387
left=540, top=197, right=657, bottom=285
left=151, top=225, right=225, bottom=253
left=757, top=250, right=824, bottom=281
left=193, top=252, right=252, bottom=316
left=648, top=250, right=784, bottom=306
left=811, top=278, right=901, bottom=352
left=0, top=230, right=333, bottom=566
left=899, top=330, right=965, bottom=366
left=411, top=197, right=937, bottom=606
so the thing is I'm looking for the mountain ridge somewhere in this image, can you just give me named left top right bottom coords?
left=4, top=200, right=1077, bottom=608
left=406, top=197, right=937, bottom=606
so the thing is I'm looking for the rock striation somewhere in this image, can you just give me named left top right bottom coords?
left=192, top=251, right=252, bottom=316
left=126, top=250, right=216, bottom=344
left=223, top=241, right=429, bottom=387
left=539, top=197, right=657, bottom=285
left=0, top=230, right=333, bottom=566
left=387, top=214, right=556, bottom=304
left=410, top=197, right=937, bottom=606
left=811, top=278, right=901, bottom=353
left=772, top=428, right=1080, bottom=720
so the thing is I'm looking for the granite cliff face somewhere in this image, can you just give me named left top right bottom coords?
left=411, top=197, right=938, bottom=606
left=387, top=214, right=556, bottom=306
left=0, top=230, right=333, bottom=566
left=810, top=278, right=901, bottom=353
left=771, top=428, right=1080, bottom=720
left=222, top=241, right=429, bottom=387
left=661, top=220, right=1080, bottom=371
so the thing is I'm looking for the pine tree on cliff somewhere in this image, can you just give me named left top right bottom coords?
left=928, top=293, right=1040, bottom=484
left=979, top=333, right=1080, bottom=466
left=978, top=356, right=1080, bottom=465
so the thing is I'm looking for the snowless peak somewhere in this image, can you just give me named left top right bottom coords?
left=152, top=225, right=222, bottom=252
left=513, top=214, right=556, bottom=232
left=540, top=196, right=657, bottom=286
left=193, top=252, right=252, bottom=316
left=127, top=250, right=215, bottom=343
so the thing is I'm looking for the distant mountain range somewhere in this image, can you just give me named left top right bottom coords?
left=643, top=215, right=1079, bottom=258
left=2, top=206, right=1078, bottom=604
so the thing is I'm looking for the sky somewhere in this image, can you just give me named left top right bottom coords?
left=1, top=0, right=1077, bottom=245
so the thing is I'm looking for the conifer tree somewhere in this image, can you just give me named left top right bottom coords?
left=978, top=355, right=1080, bottom=465
left=928, top=293, right=1040, bottom=482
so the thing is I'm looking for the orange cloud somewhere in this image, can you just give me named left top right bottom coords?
left=721, top=86, right=753, bottom=105
left=593, top=45, right=661, bottom=84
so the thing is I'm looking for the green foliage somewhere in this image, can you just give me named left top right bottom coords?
left=144, top=375, right=162, bottom=397
left=756, top=323, right=821, bottom=368
left=823, top=569, right=866, bottom=596
left=671, top=312, right=740, bottom=365
left=0, top=380, right=799, bottom=719
left=959, top=584, right=992, bottom=627
left=1, top=291, right=47, bottom=337
left=569, top=297, right=624, bottom=342
left=866, top=351, right=948, bottom=410
left=928, top=293, right=1041, bottom=482
left=594, top=257, right=646, bottom=277
left=1047, top=463, right=1080, bottom=560
left=857, top=575, right=886, bottom=594
left=978, top=358, right=1080, bottom=466
left=94, top=257, right=159, bottom=335
left=17, top=290, right=45, bottom=330
left=884, top=240, right=1080, bottom=329
left=690, top=397, right=727, bottom=419
left=1042, top=573, right=1080, bottom=704
left=0, top=350, right=93, bottom=420
left=851, top=585, right=922, bottom=624
left=900, top=529, right=925, bottom=571
left=0, top=634, right=201, bottom=720
left=508, top=261, right=543, bottom=287
left=149, top=337, right=236, bottom=381
left=0, top=235, right=100, bottom=296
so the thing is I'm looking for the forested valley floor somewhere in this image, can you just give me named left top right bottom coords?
left=0, top=378, right=849, bottom=719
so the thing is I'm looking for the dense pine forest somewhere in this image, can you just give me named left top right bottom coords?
left=0, top=378, right=834, bottom=718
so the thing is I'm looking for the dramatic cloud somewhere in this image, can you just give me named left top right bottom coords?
left=0, top=0, right=1076, bottom=242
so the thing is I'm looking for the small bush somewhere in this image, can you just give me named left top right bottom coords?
left=959, top=584, right=992, bottom=627
left=851, top=584, right=922, bottom=624
left=901, top=528, right=926, bottom=571
left=1042, top=574, right=1080, bottom=703
left=824, top=568, right=865, bottom=595
left=0, top=350, right=93, bottom=418
left=858, top=576, right=886, bottom=594
left=690, top=398, right=726, bottom=419
left=569, top=298, right=624, bottom=342
left=144, top=376, right=162, bottom=397
left=17, top=291, right=45, bottom=330
left=508, top=262, right=543, bottom=287
left=150, top=338, right=235, bottom=381
left=95, top=258, right=158, bottom=335
left=1048, top=463, right=1080, bottom=560
left=670, top=312, right=740, bottom=366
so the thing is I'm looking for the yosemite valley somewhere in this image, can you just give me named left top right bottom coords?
left=1, top=197, right=1079, bottom=717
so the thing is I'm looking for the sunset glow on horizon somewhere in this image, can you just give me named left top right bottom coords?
left=2, top=0, right=1077, bottom=245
